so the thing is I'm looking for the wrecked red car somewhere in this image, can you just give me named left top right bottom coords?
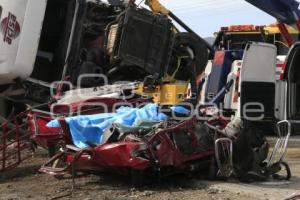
left=39, top=101, right=298, bottom=188
left=39, top=115, right=217, bottom=185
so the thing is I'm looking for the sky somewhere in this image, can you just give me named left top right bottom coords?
left=142, top=0, right=276, bottom=37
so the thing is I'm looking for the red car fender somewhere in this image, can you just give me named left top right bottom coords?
left=27, top=111, right=63, bottom=148
left=90, top=141, right=152, bottom=170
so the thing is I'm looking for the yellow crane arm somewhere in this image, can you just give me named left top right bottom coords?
left=145, top=0, right=169, bottom=15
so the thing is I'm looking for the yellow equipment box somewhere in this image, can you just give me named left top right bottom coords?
left=135, top=82, right=189, bottom=105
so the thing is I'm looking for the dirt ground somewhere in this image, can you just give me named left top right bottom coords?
left=0, top=138, right=300, bottom=200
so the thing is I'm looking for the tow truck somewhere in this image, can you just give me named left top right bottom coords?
left=213, top=24, right=299, bottom=55
left=200, top=0, right=300, bottom=138
left=202, top=23, right=299, bottom=110
left=199, top=23, right=296, bottom=107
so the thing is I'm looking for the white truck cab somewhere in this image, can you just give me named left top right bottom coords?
left=0, top=0, right=47, bottom=84
left=0, top=0, right=123, bottom=87
left=0, top=0, right=129, bottom=103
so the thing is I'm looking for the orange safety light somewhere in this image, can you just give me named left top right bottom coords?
left=229, top=25, right=255, bottom=31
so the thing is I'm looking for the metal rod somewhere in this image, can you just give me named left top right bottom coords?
left=14, top=119, right=21, bottom=164
left=61, top=0, right=81, bottom=80
left=2, top=124, right=7, bottom=170
left=0, top=115, right=27, bottom=136
left=277, top=22, right=294, bottom=47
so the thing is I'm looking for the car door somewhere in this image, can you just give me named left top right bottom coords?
left=240, top=42, right=277, bottom=121
left=284, top=42, right=300, bottom=121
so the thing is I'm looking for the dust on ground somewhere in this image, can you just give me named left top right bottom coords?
left=0, top=139, right=300, bottom=200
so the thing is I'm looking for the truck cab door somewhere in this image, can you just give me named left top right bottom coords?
left=240, top=43, right=277, bottom=121
left=284, top=42, right=300, bottom=121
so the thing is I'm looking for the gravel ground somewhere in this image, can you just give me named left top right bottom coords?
left=0, top=138, right=299, bottom=200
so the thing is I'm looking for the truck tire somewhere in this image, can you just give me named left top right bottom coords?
left=172, top=32, right=209, bottom=76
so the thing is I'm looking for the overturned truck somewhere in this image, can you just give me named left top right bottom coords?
left=0, top=0, right=209, bottom=104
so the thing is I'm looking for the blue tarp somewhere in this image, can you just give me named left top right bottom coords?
left=47, top=104, right=168, bottom=149
left=170, top=105, right=190, bottom=115
left=245, top=0, right=300, bottom=24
